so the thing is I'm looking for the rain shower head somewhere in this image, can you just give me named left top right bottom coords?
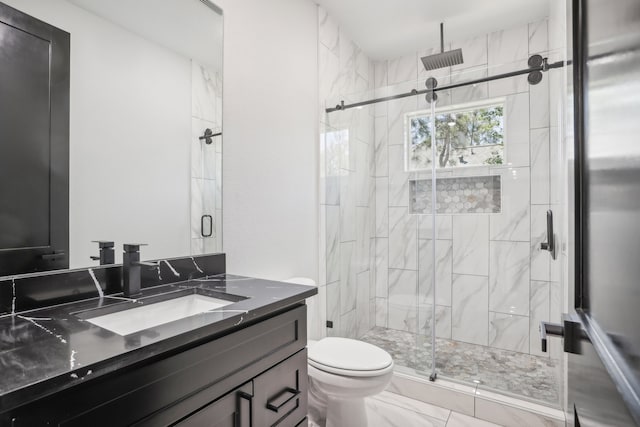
left=420, top=23, right=464, bottom=71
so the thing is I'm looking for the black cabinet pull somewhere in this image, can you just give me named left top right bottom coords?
left=41, top=252, right=65, bottom=261
left=266, top=387, right=300, bottom=412
left=236, top=391, right=252, bottom=427
left=200, top=215, right=213, bottom=237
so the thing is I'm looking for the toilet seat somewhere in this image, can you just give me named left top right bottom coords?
left=308, top=337, right=393, bottom=377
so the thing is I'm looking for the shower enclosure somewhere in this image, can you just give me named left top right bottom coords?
left=319, top=24, right=567, bottom=408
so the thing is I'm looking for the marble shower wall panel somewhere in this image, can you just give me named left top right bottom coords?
left=388, top=53, right=418, bottom=86
left=389, top=207, right=417, bottom=270
left=452, top=36, right=488, bottom=70
left=388, top=268, right=418, bottom=333
left=319, top=6, right=375, bottom=339
left=418, top=215, right=452, bottom=240
left=388, top=145, right=409, bottom=207
left=489, top=241, right=530, bottom=316
left=419, top=304, right=452, bottom=339
left=528, top=19, right=549, bottom=56
left=418, top=239, right=452, bottom=307
left=487, top=25, right=530, bottom=97
left=530, top=128, right=551, bottom=205
left=340, top=239, right=357, bottom=316
left=374, top=116, right=388, bottom=177
left=375, top=238, right=389, bottom=299
left=356, top=207, right=371, bottom=273
left=375, top=297, right=388, bottom=328
left=339, top=173, right=357, bottom=242
left=387, top=95, right=417, bottom=147
left=489, top=312, right=530, bottom=353
left=530, top=75, right=550, bottom=130
left=325, top=205, right=340, bottom=284
left=489, top=167, right=530, bottom=242
left=356, top=270, right=371, bottom=337
left=323, top=126, right=343, bottom=206
left=319, top=7, right=339, bottom=56
left=375, top=177, right=389, bottom=237
left=355, top=142, right=371, bottom=206
left=505, top=92, right=531, bottom=167
left=452, top=215, right=489, bottom=276
left=450, top=66, right=488, bottom=105
left=452, top=274, right=489, bottom=346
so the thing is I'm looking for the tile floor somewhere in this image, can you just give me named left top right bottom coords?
left=360, top=327, right=561, bottom=405
left=310, top=391, right=502, bottom=427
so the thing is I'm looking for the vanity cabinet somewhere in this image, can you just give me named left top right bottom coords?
left=176, top=350, right=307, bottom=427
left=1, top=304, right=309, bottom=427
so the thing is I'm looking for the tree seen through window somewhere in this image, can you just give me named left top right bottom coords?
left=408, top=103, right=504, bottom=170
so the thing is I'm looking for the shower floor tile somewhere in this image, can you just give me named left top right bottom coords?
left=360, top=327, right=560, bottom=406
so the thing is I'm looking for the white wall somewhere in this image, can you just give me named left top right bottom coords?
left=3, top=0, right=192, bottom=267
left=218, top=0, right=319, bottom=281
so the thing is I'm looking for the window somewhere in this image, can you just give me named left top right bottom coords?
left=407, top=100, right=505, bottom=170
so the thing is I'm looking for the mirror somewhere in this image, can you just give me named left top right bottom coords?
left=0, top=0, right=223, bottom=273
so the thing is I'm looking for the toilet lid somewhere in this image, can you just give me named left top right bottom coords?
left=308, top=337, right=393, bottom=372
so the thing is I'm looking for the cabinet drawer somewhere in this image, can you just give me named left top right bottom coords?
left=253, top=349, right=307, bottom=427
left=175, top=382, right=252, bottom=427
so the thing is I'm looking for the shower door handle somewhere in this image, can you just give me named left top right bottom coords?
left=540, top=321, right=563, bottom=352
left=201, top=215, right=213, bottom=237
left=540, top=209, right=556, bottom=260
left=540, top=314, right=585, bottom=354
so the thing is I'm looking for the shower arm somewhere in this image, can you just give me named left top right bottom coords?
left=326, top=57, right=564, bottom=113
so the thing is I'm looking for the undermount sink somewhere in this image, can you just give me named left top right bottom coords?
left=86, top=294, right=234, bottom=336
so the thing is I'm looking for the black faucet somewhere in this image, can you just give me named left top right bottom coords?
left=122, top=244, right=158, bottom=297
left=90, top=241, right=115, bottom=265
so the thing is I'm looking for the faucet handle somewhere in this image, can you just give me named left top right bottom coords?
left=123, top=243, right=148, bottom=253
left=92, top=240, right=115, bottom=249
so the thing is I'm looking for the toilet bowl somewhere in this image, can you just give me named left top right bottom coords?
left=281, top=278, right=394, bottom=426
left=307, top=337, right=394, bottom=427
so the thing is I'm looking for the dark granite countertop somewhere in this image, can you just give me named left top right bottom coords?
left=0, top=273, right=317, bottom=412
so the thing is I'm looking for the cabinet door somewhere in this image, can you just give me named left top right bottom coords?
left=0, top=2, right=70, bottom=275
left=253, top=349, right=307, bottom=427
left=175, top=382, right=252, bottom=427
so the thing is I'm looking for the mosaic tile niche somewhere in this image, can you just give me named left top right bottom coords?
left=409, top=175, right=502, bottom=214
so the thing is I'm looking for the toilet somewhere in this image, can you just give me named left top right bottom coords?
left=282, top=277, right=394, bottom=427
left=307, top=338, right=394, bottom=427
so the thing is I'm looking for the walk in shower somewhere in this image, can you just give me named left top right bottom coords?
left=319, top=17, right=568, bottom=408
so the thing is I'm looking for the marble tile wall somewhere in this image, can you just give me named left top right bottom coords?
left=319, top=6, right=376, bottom=340
left=191, top=61, right=223, bottom=255
left=372, top=20, right=562, bottom=357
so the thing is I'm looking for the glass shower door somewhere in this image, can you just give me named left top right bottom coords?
left=418, top=57, right=566, bottom=407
